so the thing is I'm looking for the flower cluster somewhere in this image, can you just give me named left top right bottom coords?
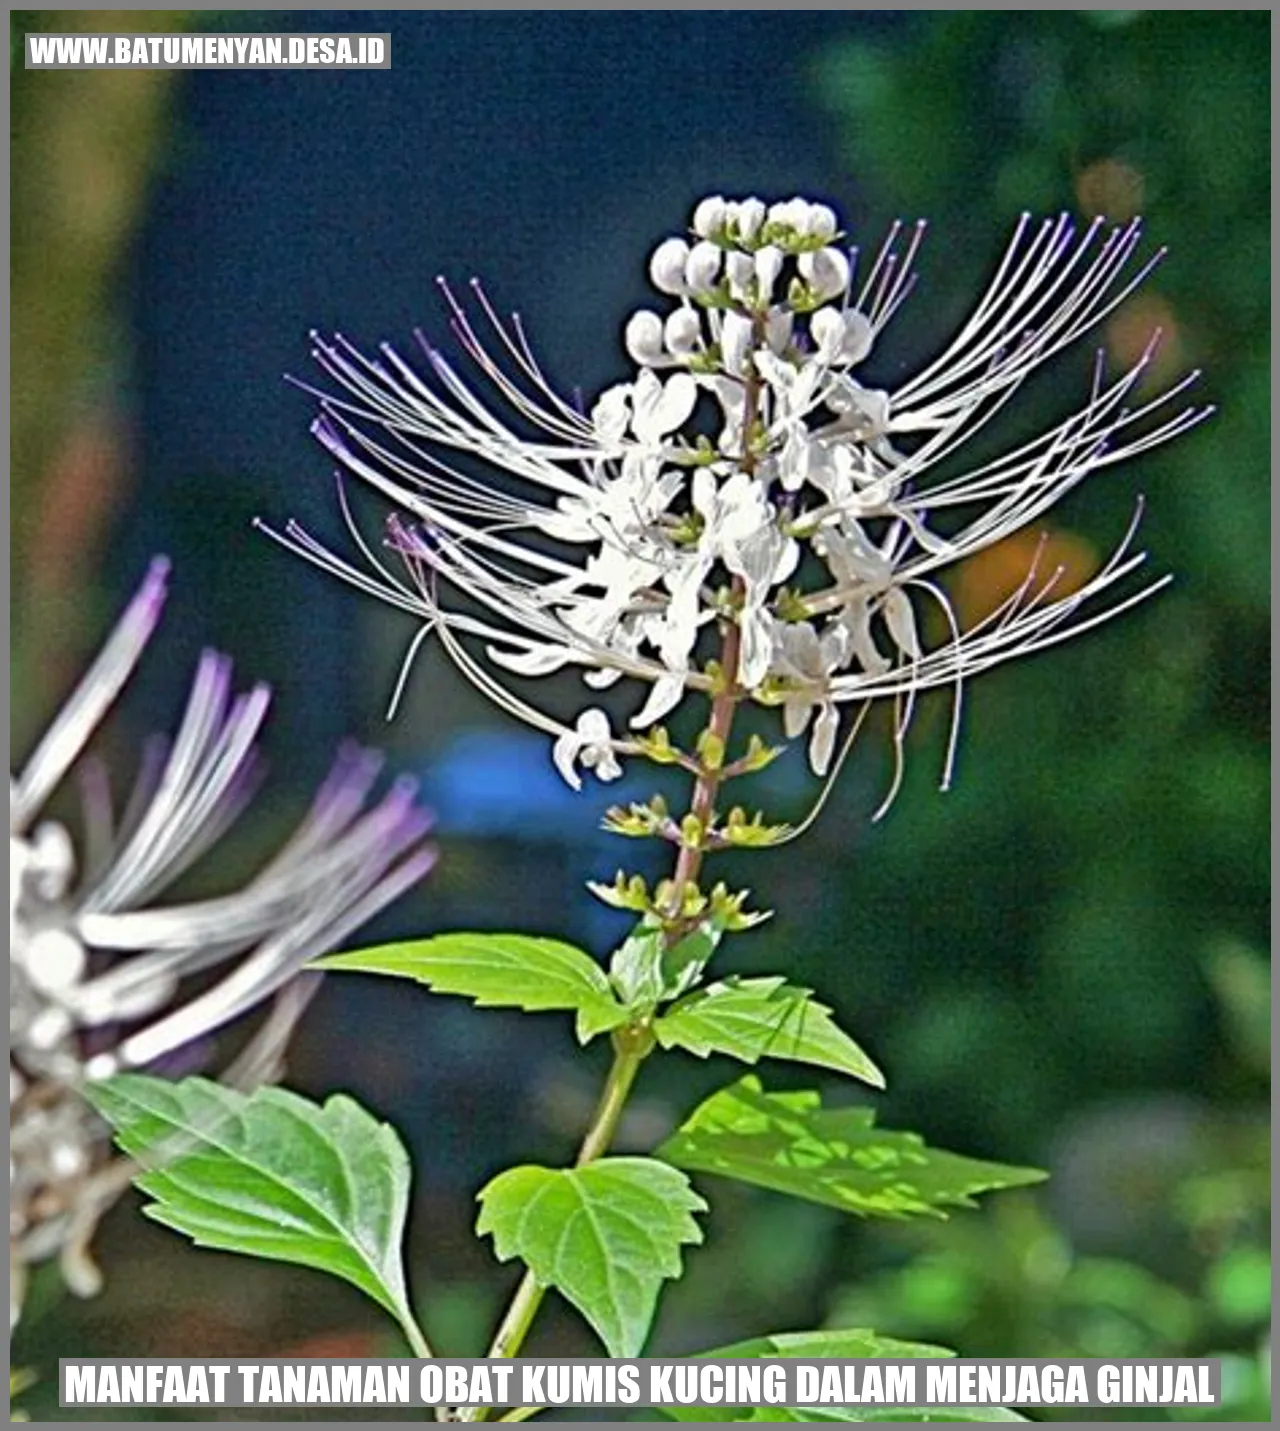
left=262, top=195, right=1207, bottom=793
left=9, top=559, right=435, bottom=1323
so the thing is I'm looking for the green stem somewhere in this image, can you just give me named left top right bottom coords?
left=460, top=1032, right=651, bottom=1421
left=397, top=1310, right=434, bottom=1361
left=392, top=1308, right=448, bottom=1421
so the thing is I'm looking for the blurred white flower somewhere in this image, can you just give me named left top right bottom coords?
left=9, top=558, right=435, bottom=1324
left=261, top=196, right=1209, bottom=793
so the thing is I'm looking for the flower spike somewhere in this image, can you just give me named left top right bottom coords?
left=264, top=194, right=1208, bottom=800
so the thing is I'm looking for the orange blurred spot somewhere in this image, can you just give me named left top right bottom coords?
left=949, top=527, right=1099, bottom=630
left=1106, top=291, right=1184, bottom=380
left=1075, top=158, right=1145, bottom=221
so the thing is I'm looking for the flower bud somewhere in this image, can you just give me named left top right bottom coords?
left=754, top=245, right=784, bottom=304
left=684, top=239, right=722, bottom=294
left=768, top=197, right=808, bottom=233
left=765, top=308, right=794, bottom=355
left=648, top=237, right=690, bottom=295
left=724, top=250, right=754, bottom=302
left=732, top=197, right=766, bottom=243
left=663, top=307, right=703, bottom=356
left=691, top=195, right=727, bottom=239
left=624, top=309, right=666, bottom=365
left=720, top=311, right=754, bottom=377
left=799, top=246, right=852, bottom=302
left=805, top=204, right=838, bottom=241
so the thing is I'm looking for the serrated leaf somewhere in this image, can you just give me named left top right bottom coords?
left=701, top=1328, right=953, bottom=1360
left=317, top=933, right=629, bottom=1043
left=657, top=1077, right=1046, bottom=1219
left=477, top=1157, right=706, bottom=1357
left=663, top=1409, right=1028, bottom=1424
left=828, top=1412, right=1028, bottom=1423
left=85, top=1075, right=415, bottom=1328
left=658, top=1330, right=955, bottom=1424
left=654, top=977, right=884, bottom=1088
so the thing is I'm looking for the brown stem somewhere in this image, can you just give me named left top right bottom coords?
left=665, top=322, right=764, bottom=927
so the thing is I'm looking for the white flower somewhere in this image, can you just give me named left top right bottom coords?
left=9, top=559, right=435, bottom=1321
left=624, top=309, right=666, bottom=366
left=553, top=709, right=624, bottom=791
left=800, top=247, right=853, bottom=303
left=263, top=196, right=1208, bottom=794
left=772, top=622, right=852, bottom=776
left=691, top=194, right=727, bottom=239
left=684, top=240, right=722, bottom=295
left=730, top=197, right=766, bottom=243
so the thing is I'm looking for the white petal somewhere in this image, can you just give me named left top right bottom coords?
left=584, top=744, right=623, bottom=783
left=624, top=310, right=666, bottom=365
left=811, top=307, right=845, bottom=360
left=691, top=195, right=727, bottom=239
left=782, top=694, right=813, bottom=739
left=664, top=307, right=702, bottom=356
left=733, top=198, right=766, bottom=242
left=630, top=673, right=685, bottom=729
left=577, top=708, right=613, bottom=745
left=649, top=237, right=690, bottom=295
left=724, top=251, right=754, bottom=303
left=799, top=247, right=851, bottom=303
left=809, top=702, right=840, bottom=775
left=487, top=643, right=573, bottom=677
left=685, top=240, right=722, bottom=294
left=765, top=308, right=794, bottom=355
left=882, top=587, right=922, bottom=659
left=754, top=246, right=784, bottom=304
left=720, top=311, right=754, bottom=377
left=806, top=205, right=838, bottom=242
left=737, top=607, right=775, bottom=689
left=552, top=729, right=585, bottom=790
left=591, top=384, right=633, bottom=446
left=652, top=372, right=698, bottom=436
left=840, top=310, right=874, bottom=365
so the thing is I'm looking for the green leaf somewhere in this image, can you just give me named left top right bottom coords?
left=662, top=1409, right=1027, bottom=1423
left=476, top=1157, right=706, bottom=1357
left=657, top=1077, right=1046, bottom=1219
left=317, top=933, right=629, bottom=1043
left=609, top=918, right=724, bottom=1007
left=656, top=1329, right=954, bottom=1423
left=699, top=1328, right=953, bottom=1360
left=85, top=1075, right=416, bottom=1329
left=838, top=1411, right=1025, bottom=1423
left=654, top=977, right=884, bottom=1088
left=662, top=1410, right=1027, bottom=1424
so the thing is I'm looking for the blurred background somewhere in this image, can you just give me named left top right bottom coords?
left=10, top=9, right=1269, bottom=1421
